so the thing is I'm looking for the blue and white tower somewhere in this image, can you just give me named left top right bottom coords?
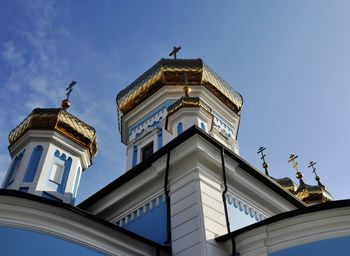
left=2, top=98, right=97, bottom=204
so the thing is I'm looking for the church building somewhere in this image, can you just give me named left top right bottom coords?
left=1, top=55, right=349, bottom=256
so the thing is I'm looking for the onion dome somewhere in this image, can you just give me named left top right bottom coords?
left=8, top=102, right=97, bottom=162
left=294, top=172, right=332, bottom=205
left=167, top=96, right=212, bottom=117
left=116, top=58, right=243, bottom=115
left=273, top=177, right=297, bottom=194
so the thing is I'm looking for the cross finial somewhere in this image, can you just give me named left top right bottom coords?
left=61, top=81, right=77, bottom=110
left=257, top=146, right=270, bottom=176
left=308, top=161, right=324, bottom=187
left=66, top=81, right=77, bottom=100
left=288, top=154, right=303, bottom=181
left=169, top=46, right=181, bottom=59
left=308, top=161, right=317, bottom=176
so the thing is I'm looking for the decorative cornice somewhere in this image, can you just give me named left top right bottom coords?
left=227, top=193, right=266, bottom=222
left=115, top=194, right=166, bottom=227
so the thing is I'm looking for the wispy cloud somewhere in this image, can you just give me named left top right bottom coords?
left=0, top=0, right=125, bottom=194
left=2, top=41, right=26, bottom=67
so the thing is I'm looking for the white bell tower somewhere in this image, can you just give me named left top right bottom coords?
left=116, top=58, right=243, bottom=171
left=2, top=84, right=97, bottom=205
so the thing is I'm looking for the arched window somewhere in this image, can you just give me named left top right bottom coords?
left=177, top=122, right=183, bottom=135
left=23, top=145, right=43, bottom=182
left=3, top=150, right=25, bottom=188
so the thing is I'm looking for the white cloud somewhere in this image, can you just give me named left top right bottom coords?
left=2, top=41, right=25, bottom=67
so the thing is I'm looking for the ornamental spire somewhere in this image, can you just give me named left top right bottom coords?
left=308, top=161, right=325, bottom=188
left=61, top=81, right=77, bottom=110
left=288, top=154, right=304, bottom=185
left=257, top=146, right=270, bottom=176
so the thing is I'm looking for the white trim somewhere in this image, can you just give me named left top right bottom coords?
left=0, top=195, right=166, bottom=256
left=234, top=206, right=350, bottom=256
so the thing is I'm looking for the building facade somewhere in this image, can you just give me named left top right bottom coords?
left=0, top=57, right=348, bottom=256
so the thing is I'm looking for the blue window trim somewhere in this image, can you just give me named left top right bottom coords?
left=3, top=150, right=25, bottom=188
left=47, top=150, right=72, bottom=195
left=23, top=145, right=43, bottom=182
left=177, top=122, right=183, bottom=135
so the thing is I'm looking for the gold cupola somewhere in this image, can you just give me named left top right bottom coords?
left=289, top=155, right=332, bottom=205
left=3, top=81, right=97, bottom=204
left=116, top=58, right=243, bottom=116
left=8, top=86, right=97, bottom=163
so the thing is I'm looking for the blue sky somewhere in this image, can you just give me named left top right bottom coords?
left=1, top=0, right=350, bottom=203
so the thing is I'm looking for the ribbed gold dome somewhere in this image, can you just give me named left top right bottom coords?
left=294, top=172, right=332, bottom=205
left=116, top=58, right=243, bottom=115
left=294, top=182, right=332, bottom=204
left=273, top=177, right=297, bottom=194
left=8, top=108, right=97, bottom=160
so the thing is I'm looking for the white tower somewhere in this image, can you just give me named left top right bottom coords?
left=2, top=97, right=97, bottom=204
left=116, top=58, right=243, bottom=170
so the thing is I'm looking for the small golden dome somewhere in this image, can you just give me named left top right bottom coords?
left=294, top=182, right=333, bottom=205
left=293, top=171, right=332, bottom=205
left=8, top=108, right=97, bottom=161
left=273, top=177, right=297, bottom=193
left=167, top=96, right=212, bottom=117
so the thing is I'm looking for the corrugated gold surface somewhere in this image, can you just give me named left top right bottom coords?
left=116, top=58, right=243, bottom=114
left=294, top=182, right=333, bottom=204
left=8, top=108, right=97, bottom=158
left=273, top=177, right=297, bottom=193
left=167, top=96, right=212, bottom=116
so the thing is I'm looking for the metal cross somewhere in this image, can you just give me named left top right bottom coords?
left=169, top=46, right=181, bottom=59
left=257, top=146, right=269, bottom=176
left=65, top=81, right=77, bottom=100
left=308, top=161, right=317, bottom=176
left=288, top=154, right=299, bottom=173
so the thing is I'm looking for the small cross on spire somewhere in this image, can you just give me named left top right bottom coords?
left=61, top=81, right=77, bottom=110
left=308, top=160, right=325, bottom=187
left=288, top=154, right=304, bottom=182
left=288, top=154, right=299, bottom=172
left=65, top=81, right=77, bottom=100
left=257, top=146, right=270, bottom=176
left=169, top=46, right=181, bottom=59
left=308, top=161, right=317, bottom=176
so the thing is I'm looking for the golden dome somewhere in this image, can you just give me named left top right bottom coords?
left=116, top=58, right=243, bottom=115
left=8, top=108, right=97, bottom=160
left=167, top=96, right=212, bottom=117
left=294, top=173, right=332, bottom=205
left=273, top=177, right=297, bottom=193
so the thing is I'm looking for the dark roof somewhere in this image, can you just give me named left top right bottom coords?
left=78, top=126, right=304, bottom=209
left=0, top=189, right=171, bottom=253
left=215, top=199, right=350, bottom=243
